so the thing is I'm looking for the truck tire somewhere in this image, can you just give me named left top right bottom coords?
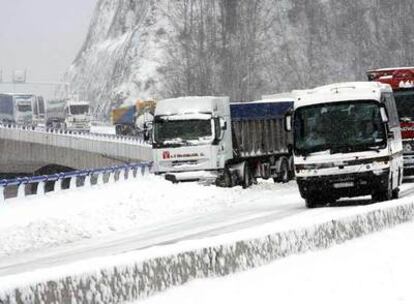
left=274, top=158, right=289, bottom=183
left=304, top=192, right=329, bottom=208
left=216, top=168, right=233, bottom=188
left=242, top=163, right=253, bottom=189
left=305, top=196, right=319, bottom=209
left=392, top=187, right=400, bottom=199
left=372, top=179, right=392, bottom=202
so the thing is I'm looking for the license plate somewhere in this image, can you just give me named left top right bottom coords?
left=333, top=182, right=354, bottom=189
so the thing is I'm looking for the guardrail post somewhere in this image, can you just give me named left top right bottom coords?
left=37, top=182, right=45, bottom=195
left=143, top=166, right=150, bottom=176
left=0, top=186, right=4, bottom=202
left=69, top=177, right=77, bottom=190
left=55, top=179, right=62, bottom=192
left=119, top=169, right=126, bottom=182
left=36, top=182, right=45, bottom=195
left=17, top=183, right=26, bottom=199
left=97, top=173, right=104, bottom=185
left=109, top=171, right=116, bottom=183
left=84, top=175, right=91, bottom=187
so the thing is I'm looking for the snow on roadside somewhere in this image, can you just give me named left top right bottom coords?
left=140, top=220, right=414, bottom=304
left=0, top=176, right=298, bottom=257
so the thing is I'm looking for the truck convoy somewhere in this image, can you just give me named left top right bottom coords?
left=0, top=92, right=91, bottom=131
left=32, top=97, right=91, bottom=131
left=152, top=96, right=294, bottom=187
left=289, top=82, right=403, bottom=208
left=0, top=93, right=35, bottom=125
left=111, top=100, right=156, bottom=138
left=367, top=67, right=414, bottom=175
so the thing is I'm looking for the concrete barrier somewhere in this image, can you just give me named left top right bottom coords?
left=1, top=200, right=413, bottom=304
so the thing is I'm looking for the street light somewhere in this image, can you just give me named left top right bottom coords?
left=13, top=70, right=27, bottom=83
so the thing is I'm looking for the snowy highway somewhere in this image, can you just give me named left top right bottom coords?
left=1, top=176, right=414, bottom=279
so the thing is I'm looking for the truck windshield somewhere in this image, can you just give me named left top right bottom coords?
left=70, top=105, right=89, bottom=115
left=394, top=90, right=414, bottom=121
left=153, top=118, right=213, bottom=147
left=17, top=103, right=32, bottom=112
left=294, top=100, right=386, bottom=155
left=15, top=95, right=34, bottom=112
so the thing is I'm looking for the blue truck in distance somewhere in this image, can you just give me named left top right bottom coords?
left=152, top=96, right=294, bottom=187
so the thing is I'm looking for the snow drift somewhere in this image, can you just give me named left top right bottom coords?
left=1, top=197, right=414, bottom=303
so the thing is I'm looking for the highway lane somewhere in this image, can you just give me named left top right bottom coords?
left=0, top=181, right=413, bottom=277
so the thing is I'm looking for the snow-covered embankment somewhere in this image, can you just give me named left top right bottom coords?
left=1, top=194, right=414, bottom=303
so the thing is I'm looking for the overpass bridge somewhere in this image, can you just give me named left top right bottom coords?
left=0, top=123, right=152, bottom=175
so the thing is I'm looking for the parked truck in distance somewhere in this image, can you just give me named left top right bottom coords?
left=32, top=96, right=91, bottom=131
left=288, top=82, right=403, bottom=208
left=367, top=67, right=414, bottom=175
left=111, top=100, right=155, bottom=139
left=152, top=96, right=294, bottom=188
left=0, top=93, right=35, bottom=125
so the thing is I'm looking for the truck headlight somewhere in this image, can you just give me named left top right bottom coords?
left=404, top=143, right=413, bottom=153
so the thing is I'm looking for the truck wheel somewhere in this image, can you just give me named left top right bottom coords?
left=372, top=180, right=392, bottom=202
left=305, top=196, right=319, bottom=209
left=242, top=164, right=252, bottom=189
left=274, top=159, right=289, bottom=183
left=304, top=192, right=328, bottom=208
left=216, top=168, right=233, bottom=188
left=392, top=188, right=400, bottom=199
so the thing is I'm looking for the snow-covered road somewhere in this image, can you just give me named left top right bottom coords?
left=1, top=176, right=414, bottom=278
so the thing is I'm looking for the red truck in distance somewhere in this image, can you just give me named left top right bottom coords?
left=368, top=67, right=414, bottom=175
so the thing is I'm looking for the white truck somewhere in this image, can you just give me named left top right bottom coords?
left=152, top=96, right=294, bottom=187
left=63, top=99, right=91, bottom=131
left=288, top=82, right=403, bottom=208
left=32, top=97, right=91, bottom=131
left=0, top=93, right=35, bottom=125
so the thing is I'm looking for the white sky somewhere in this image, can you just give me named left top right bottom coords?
left=0, top=0, right=97, bottom=84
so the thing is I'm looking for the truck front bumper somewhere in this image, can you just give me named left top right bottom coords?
left=296, top=170, right=390, bottom=199
left=403, top=153, right=414, bottom=175
left=163, top=170, right=218, bottom=183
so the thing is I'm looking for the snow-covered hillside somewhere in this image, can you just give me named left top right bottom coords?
left=66, top=0, right=172, bottom=115
left=67, top=0, right=414, bottom=116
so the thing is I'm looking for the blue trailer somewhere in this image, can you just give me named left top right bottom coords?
left=227, top=99, right=294, bottom=185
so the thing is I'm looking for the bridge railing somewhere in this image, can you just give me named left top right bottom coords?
left=0, top=163, right=152, bottom=203
left=0, top=122, right=150, bottom=146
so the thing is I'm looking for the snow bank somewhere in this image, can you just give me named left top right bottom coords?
left=1, top=198, right=414, bottom=303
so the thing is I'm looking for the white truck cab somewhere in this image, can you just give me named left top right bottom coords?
left=291, top=82, right=403, bottom=207
left=64, top=99, right=91, bottom=131
left=152, top=96, right=232, bottom=182
left=0, top=93, right=34, bottom=125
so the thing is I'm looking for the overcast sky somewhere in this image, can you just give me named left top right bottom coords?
left=0, top=0, right=97, bottom=84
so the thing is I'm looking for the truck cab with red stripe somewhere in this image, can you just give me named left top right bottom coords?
left=368, top=67, right=414, bottom=175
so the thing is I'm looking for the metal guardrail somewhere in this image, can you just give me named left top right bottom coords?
left=0, top=162, right=152, bottom=202
left=0, top=122, right=150, bottom=146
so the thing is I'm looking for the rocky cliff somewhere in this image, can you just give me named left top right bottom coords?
left=67, top=0, right=414, bottom=116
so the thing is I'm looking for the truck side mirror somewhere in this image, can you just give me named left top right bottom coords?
left=220, top=118, right=227, bottom=131
left=380, top=107, right=389, bottom=123
left=285, top=114, right=292, bottom=132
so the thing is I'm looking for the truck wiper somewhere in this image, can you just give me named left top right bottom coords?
left=331, top=145, right=381, bottom=154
